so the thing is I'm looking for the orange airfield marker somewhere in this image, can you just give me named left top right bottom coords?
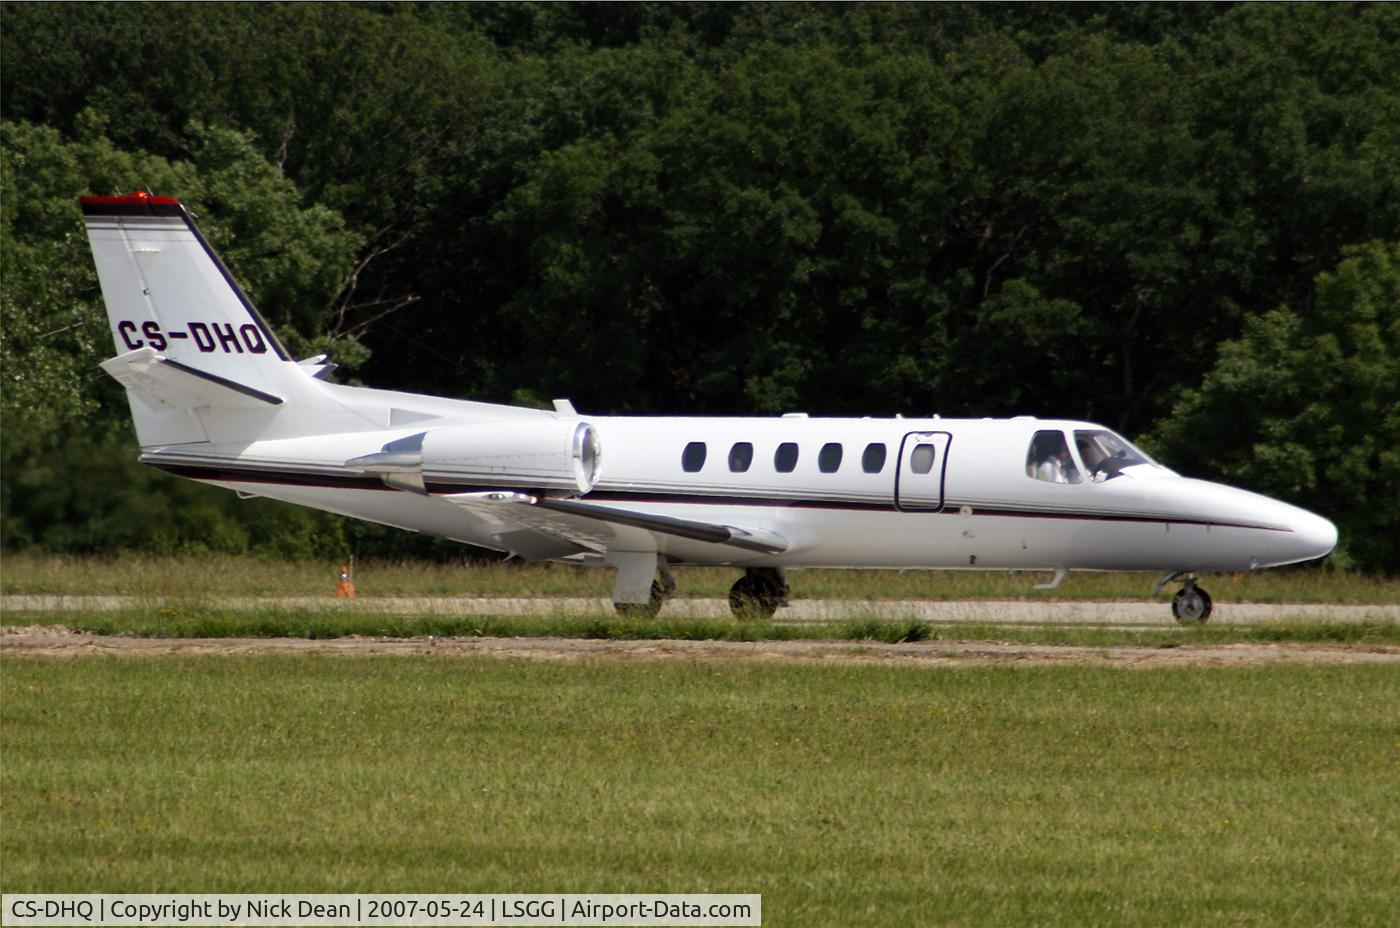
left=335, top=559, right=356, bottom=598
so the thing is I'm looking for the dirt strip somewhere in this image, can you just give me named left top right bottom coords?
left=2, top=629, right=1397, bottom=667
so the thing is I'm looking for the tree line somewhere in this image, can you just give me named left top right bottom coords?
left=2, top=3, right=1396, bottom=571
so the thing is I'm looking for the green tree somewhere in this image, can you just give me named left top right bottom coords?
left=1, top=115, right=362, bottom=435
left=4, top=4, right=1399, bottom=568
left=0, top=116, right=362, bottom=554
left=1147, top=242, right=1400, bottom=574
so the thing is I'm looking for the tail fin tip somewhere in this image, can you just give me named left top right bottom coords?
left=80, top=191, right=185, bottom=217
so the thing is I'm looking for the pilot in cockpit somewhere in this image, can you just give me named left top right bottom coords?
left=1041, top=444, right=1077, bottom=484
left=1076, top=435, right=1106, bottom=477
left=1027, top=430, right=1081, bottom=484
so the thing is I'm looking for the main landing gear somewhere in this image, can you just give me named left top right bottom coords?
left=1154, top=571, right=1213, bottom=625
left=728, top=568, right=790, bottom=620
left=609, top=555, right=789, bottom=620
left=612, top=555, right=676, bottom=618
left=613, top=580, right=669, bottom=618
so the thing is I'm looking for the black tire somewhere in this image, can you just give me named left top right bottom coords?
left=614, top=581, right=665, bottom=618
left=729, top=576, right=779, bottom=620
left=1171, top=586, right=1213, bottom=624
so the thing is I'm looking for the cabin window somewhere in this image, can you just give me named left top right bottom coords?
left=682, top=441, right=707, bottom=473
left=728, top=442, right=754, bottom=473
left=1026, top=430, right=1081, bottom=484
left=862, top=443, right=887, bottom=473
left=910, top=443, right=937, bottom=474
left=1074, top=429, right=1154, bottom=481
left=818, top=442, right=843, bottom=473
left=774, top=442, right=799, bottom=473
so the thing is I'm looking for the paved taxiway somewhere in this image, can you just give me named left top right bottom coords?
left=3, top=595, right=1395, bottom=626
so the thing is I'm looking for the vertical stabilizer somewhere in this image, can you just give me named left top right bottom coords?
left=81, top=192, right=360, bottom=446
left=82, top=193, right=291, bottom=377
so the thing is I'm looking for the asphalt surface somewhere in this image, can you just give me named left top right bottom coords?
left=3, top=595, right=1396, bottom=626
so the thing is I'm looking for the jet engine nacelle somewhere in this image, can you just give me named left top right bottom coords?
left=348, top=420, right=601, bottom=495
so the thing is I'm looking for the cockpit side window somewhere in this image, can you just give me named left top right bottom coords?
left=1026, top=430, right=1082, bottom=484
left=1074, top=430, right=1154, bottom=481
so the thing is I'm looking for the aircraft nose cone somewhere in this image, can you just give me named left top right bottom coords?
left=1294, top=510, right=1339, bottom=561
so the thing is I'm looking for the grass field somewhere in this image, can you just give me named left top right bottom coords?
left=7, top=607, right=1400, bottom=648
left=2, top=655, right=1397, bottom=925
left=4, top=553, right=1396, bottom=603
left=4, top=556, right=1396, bottom=924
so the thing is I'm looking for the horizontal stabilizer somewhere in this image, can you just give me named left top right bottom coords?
left=100, top=346, right=284, bottom=409
left=445, top=491, right=789, bottom=555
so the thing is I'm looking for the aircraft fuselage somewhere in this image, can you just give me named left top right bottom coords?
left=143, top=409, right=1337, bottom=575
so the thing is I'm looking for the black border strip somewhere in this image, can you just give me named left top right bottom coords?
left=80, top=198, right=184, bottom=218
left=152, top=462, right=388, bottom=491
left=159, top=359, right=284, bottom=405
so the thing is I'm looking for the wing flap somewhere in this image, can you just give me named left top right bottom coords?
left=443, top=491, right=788, bottom=556
left=442, top=490, right=615, bottom=559
left=535, top=498, right=788, bottom=554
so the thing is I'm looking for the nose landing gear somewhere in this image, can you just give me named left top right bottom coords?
left=1171, top=584, right=1213, bottom=623
left=1155, top=571, right=1213, bottom=624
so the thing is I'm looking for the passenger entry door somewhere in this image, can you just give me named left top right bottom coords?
left=895, top=431, right=951, bottom=511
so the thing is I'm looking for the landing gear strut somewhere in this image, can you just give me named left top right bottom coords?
left=1156, top=571, right=1213, bottom=624
left=612, top=555, right=676, bottom=618
left=729, top=568, right=790, bottom=620
left=614, top=580, right=667, bottom=618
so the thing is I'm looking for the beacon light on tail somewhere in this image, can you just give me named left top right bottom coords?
left=81, top=193, right=1338, bottom=623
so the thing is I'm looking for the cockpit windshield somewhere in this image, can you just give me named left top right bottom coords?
left=1073, top=429, right=1156, bottom=481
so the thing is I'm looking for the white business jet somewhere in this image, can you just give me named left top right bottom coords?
left=81, top=193, right=1337, bottom=623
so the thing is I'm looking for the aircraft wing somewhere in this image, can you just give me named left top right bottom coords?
left=442, top=491, right=789, bottom=559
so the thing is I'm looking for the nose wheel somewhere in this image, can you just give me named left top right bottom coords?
left=1171, top=585, right=1213, bottom=623
left=1156, top=572, right=1213, bottom=624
